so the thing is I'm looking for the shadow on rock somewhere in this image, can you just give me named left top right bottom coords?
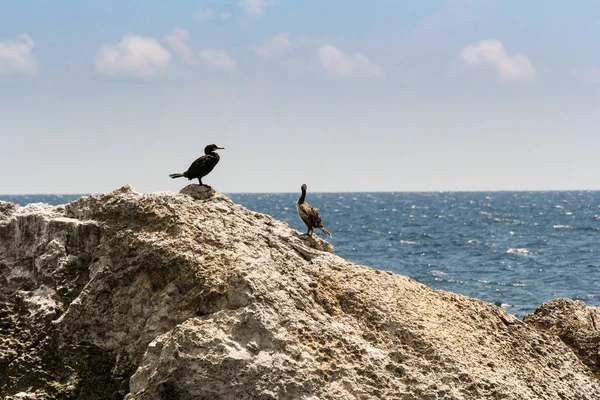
left=296, top=232, right=334, bottom=254
left=179, top=185, right=217, bottom=200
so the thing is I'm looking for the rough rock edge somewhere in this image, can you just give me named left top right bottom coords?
left=524, top=298, right=600, bottom=377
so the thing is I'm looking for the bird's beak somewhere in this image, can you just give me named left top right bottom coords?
left=216, top=147, right=225, bottom=150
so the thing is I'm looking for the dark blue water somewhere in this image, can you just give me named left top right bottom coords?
left=3, top=192, right=600, bottom=318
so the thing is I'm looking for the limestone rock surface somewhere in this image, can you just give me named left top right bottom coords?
left=0, top=185, right=599, bottom=399
left=524, top=298, right=600, bottom=378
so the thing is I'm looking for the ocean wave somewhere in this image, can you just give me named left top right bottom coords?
left=553, top=225, right=572, bottom=229
left=507, top=248, right=531, bottom=256
left=497, top=282, right=527, bottom=287
left=579, top=227, right=600, bottom=232
left=399, top=240, right=417, bottom=245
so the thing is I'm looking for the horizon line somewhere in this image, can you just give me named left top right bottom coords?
left=3, top=188, right=600, bottom=196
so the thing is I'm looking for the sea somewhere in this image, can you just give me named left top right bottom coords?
left=2, top=191, right=600, bottom=319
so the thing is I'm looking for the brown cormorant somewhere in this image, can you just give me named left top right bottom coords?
left=169, top=144, right=224, bottom=186
left=296, top=184, right=332, bottom=237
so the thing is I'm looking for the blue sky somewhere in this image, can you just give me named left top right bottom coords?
left=2, top=1, right=600, bottom=193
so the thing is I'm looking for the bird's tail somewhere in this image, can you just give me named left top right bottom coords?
left=169, top=173, right=185, bottom=179
left=320, top=228, right=332, bottom=238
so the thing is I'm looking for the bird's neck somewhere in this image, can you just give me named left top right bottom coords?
left=298, top=191, right=306, bottom=204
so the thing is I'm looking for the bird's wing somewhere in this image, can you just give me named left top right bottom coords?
left=187, top=154, right=220, bottom=176
left=308, top=206, right=324, bottom=228
left=190, top=154, right=212, bottom=169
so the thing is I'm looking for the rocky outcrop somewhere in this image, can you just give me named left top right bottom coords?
left=1, top=185, right=599, bottom=400
left=524, top=298, right=600, bottom=378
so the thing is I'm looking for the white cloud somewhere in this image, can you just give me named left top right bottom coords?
left=317, top=45, right=385, bottom=80
left=256, top=33, right=291, bottom=59
left=239, top=0, right=272, bottom=16
left=460, top=39, right=536, bottom=81
left=199, top=49, right=236, bottom=71
left=0, top=33, right=37, bottom=74
left=220, top=12, right=232, bottom=20
left=163, top=27, right=193, bottom=64
left=197, top=8, right=214, bottom=21
left=95, top=33, right=171, bottom=79
left=163, top=28, right=236, bottom=72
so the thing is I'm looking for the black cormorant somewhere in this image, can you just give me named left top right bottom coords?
left=169, top=144, right=224, bottom=187
left=296, top=184, right=332, bottom=237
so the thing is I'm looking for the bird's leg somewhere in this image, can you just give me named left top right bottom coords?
left=197, top=178, right=212, bottom=188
